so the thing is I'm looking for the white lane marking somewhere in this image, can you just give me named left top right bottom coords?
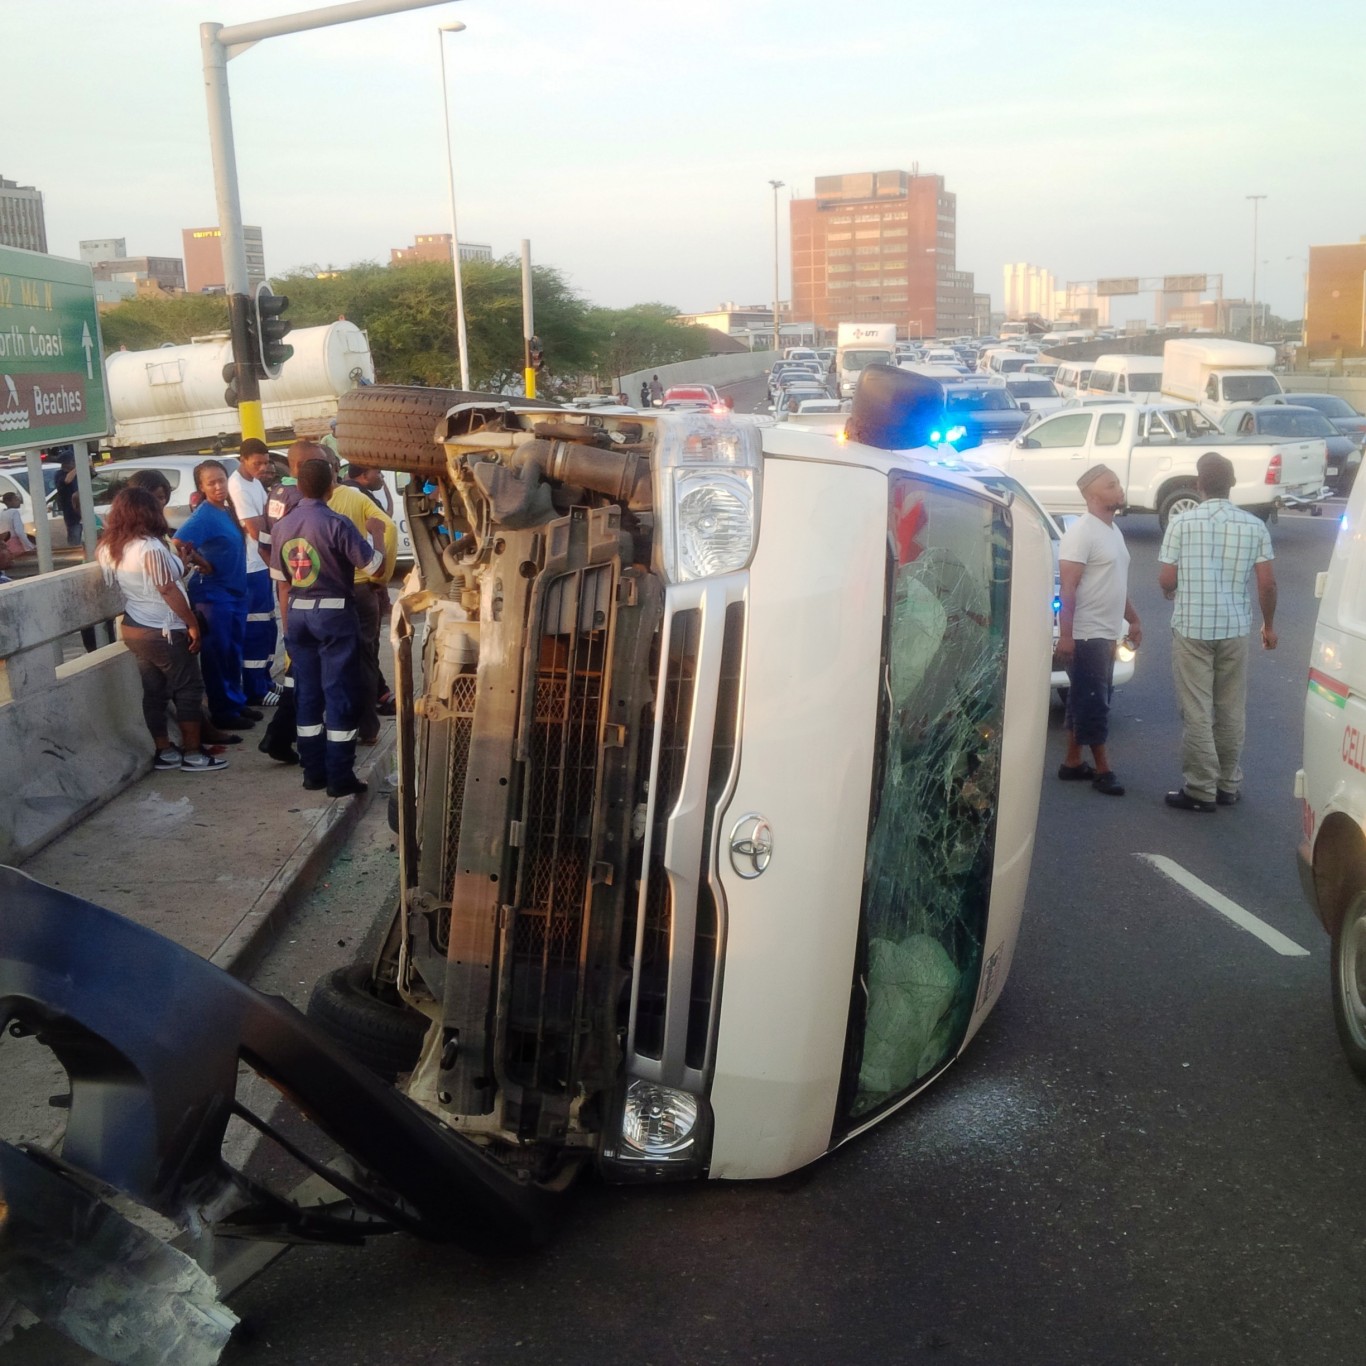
left=1138, top=854, right=1311, bottom=957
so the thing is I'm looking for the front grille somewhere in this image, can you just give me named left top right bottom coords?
left=634, top=608, right=701, bottom=1060
left=504, top=565, right=613, bottom=1092
left=629, top=584, right=746, bottom=1091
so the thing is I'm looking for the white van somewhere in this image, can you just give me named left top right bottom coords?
left=1054, top=361, right=1094, bottom=399
left=1086, top=354, right=1164, bottom=402
left=1297, top=471, right=1366, bottom=1075
left=979, top=348, right=1034, bottom=378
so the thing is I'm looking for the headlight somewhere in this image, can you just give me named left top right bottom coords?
left=621, top=1079, right=699, bottom=1156
left=654, top=411, right=762, bottom=583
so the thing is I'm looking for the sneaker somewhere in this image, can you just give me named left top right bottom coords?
left=1165, top=788, right=1215, bottom=813
left=1092, top=771, right=1125, bottom=797
left=154, top=747, right=183, bottom=771
left=181, top=751, right=228, bottom=773
left=249, top=686, right=284, bottom=707
left=1216, top=789, right=1240, bottom=807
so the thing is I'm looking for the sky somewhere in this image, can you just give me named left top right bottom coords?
left=7, top=0, right=1366, bottom=322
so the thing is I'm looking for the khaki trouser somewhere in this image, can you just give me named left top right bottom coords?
left=1171, top=631, right=1250, bottom=802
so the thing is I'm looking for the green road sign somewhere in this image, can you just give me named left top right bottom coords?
left=0, top=245, right=110, bottom=456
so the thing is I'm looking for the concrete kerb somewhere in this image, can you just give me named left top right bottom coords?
left=209, top=726, right=398, bottom=980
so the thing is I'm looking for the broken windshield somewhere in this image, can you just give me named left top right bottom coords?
left=838, top=475, right=1010, bottom=1125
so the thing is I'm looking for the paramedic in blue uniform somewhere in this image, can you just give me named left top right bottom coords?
left=268, top=458, right=386, bottom=798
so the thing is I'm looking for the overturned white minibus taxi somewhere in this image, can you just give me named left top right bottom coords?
left=0, top=366, right=1051, bottom=1361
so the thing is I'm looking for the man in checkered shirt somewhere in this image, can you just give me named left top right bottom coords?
left=1157, top=452, right=1278, bottom=812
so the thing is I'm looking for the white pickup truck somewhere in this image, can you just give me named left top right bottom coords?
left=981, top=401, right=1327, bottom=527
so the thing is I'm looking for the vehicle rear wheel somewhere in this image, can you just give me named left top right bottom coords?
left=1158, top=483, right=1200, bottom=530
left=306, top=963, right=431, bottom=1081
left=334, top=385, right=559, bottom=477
left=1331, top=891, right=1366, bottom=1079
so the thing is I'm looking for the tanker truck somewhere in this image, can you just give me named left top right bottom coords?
left=102, top=320, right=375, bottom=456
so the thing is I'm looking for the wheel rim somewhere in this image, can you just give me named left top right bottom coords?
left=1338, top=903, right=1366, bottom=1048
left=1168, top=494, right=1199, bottom=520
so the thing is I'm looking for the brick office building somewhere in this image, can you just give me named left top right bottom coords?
left=791, top=169, right=975, bottom=341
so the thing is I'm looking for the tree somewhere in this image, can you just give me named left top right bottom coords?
left=586, top=304, right=713, bottom=390
left=99, top=294, right=229, bottom=351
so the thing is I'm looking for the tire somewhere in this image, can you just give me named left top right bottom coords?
left=306, top=963, right=430, bottom=1081
left=1332, top=892, right=1366, bottom=1079
left=334, top=385, right=560, bottom=477
left=1157, top=483, right=1200, bottom=530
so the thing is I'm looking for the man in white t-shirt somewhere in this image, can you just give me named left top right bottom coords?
left=1056, top=463, right=1142, bottom=796
left=228, top=439, right=280, bottom=704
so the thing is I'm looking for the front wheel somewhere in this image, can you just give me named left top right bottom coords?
left=1331, top=891, right=1366, bottom=1079
left=1157, top=483, right=1200, bottom=531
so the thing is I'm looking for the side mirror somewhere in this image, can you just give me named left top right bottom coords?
left=1018, top=401, right=1031, bottom=411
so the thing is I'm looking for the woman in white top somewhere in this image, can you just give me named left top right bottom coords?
left=0, top=491, right=33, bottom=556
left=96, top=486, right=226, bottom=773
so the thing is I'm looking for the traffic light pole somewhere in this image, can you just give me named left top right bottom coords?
left=200, top=0, right=453, bottom=439
left=521, top=238, right=536, bottom=399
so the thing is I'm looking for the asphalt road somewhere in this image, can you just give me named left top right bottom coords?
left=211, top=498, right=1366, bottom=1366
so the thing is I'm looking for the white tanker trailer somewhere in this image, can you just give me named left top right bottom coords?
left=102, top=320, right=375, bottom=454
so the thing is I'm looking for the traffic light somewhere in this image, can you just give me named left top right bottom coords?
left=529, top=335, right=544, bottom=372
left=253, top=283, right=294, bottom=380
left=223, top=360, right=241, bottom=408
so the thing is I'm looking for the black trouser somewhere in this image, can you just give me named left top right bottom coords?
left=352, top=584, right=381, bottom=742
left=120, top=622, right=203, bottom=740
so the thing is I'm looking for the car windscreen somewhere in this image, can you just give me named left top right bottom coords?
left=946, top=389, right=1019, bottom=412
left=1, top=466, right=60, bottom=498
left=838, top=475, right=1010, bottom=1128
left=1258, top=409, right=1336, bottom=438
left=1291, top=394, right=1357, bottom=419
left=1224, top=375, right=1281, bottom=402
left=1007, top=381, right=1059, bottom=398
left=842, top=349, right=893, bottom=371
left=1161, top=408, right=1220, bottom=438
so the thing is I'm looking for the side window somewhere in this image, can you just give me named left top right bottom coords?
left=1240, top=414, right=1254, bottom=434
left=1206, top=375, right=1219, bottom=400
left=1096, top=413, right=1126, bottom=445
left=1031, top=413, right=1094, bottom=448
left=1091, top=370, right=1114, bottom=393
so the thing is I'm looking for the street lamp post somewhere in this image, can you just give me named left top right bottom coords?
left=768, top=179, right=784, bottom=355
left=1247, top=194, right=1267, bottom=343
left=438, top=21, right=471, bottom=391
left=200, top=0, right=453, bottom=442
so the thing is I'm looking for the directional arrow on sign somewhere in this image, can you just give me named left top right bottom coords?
left=81, top=322, right=94, bottom=379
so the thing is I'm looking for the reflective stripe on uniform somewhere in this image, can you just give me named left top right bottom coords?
left=326, top=728, right=358, bottom=743
left=289, top=596, right=347, bottom=611
left=246, top=612, right=273, bottom=623
left=242, top=658, right=271, bottom=669
left=297, top=723, right=324, bottom=737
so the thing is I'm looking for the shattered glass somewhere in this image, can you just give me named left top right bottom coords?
left=847, top=477, right=1010, bottom=1119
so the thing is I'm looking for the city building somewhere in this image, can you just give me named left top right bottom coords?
left=674, top=303, right=819, bottom=352
left=1003, top=263, right=1058, bottom=320
left=80, top=238, right=185, bottom=302
left=390, top=233, right=493, bottom=267
left=182, top=225, right=265, bottom=293
left=0, top=175, right=47, bottom=253
left=1305, top=239, right=1366, bottom=356
left=790, top=168, right=975, bottom=340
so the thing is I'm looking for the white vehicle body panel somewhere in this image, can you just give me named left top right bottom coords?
left=1161, top=337, right=1283, bottom=420
left=707, top=457, right=886, bottom=1178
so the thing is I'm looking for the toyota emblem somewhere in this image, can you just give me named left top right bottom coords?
left=729, top=815, right=773, bottom=879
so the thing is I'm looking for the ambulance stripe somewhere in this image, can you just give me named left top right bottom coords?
left=1309, top=668, right=1349, bottom=708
